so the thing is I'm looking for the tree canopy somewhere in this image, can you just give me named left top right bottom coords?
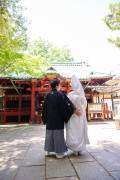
left=2, top=54, right=50, bottom=78
left=0, top=0, right=50, bottom=78
left=104, top=3, right=120, bottom=47
left=28, top=37, right=74, bottom=63
left=0, top=0, right=28, bottom=50
left=0, top=0, right=29, bottom=76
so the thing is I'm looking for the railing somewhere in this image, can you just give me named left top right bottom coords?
left=0, top=107, right=31, bottom=116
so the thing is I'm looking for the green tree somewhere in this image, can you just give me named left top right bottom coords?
left=104, top=3, right=120, bottom=47
left=0, top=0, right=50, bottom=78
left=0, top=49, right=24, bottom=74
left=29, top=37, right=74, bottom=62
left=0, top=0, right=29, bottom=75
left=0, top=0, right=28, bottom=50
left=3, top=54, right=50, bottom=78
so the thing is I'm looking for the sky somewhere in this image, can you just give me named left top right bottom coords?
left=23, top=0, right=120, bottom=75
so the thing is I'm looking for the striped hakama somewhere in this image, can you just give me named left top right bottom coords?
left=44, top=129, right=68, bottom=153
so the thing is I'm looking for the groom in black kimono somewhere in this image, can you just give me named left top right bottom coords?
left=42, top=79, right=81, bottom=158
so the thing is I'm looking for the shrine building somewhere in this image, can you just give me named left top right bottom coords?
left=0, top=62, right=120, bottom=123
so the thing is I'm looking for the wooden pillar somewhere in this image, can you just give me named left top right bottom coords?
left=111, top=93, right=114, bottom=117
left=30, top=82, right=35, bottom=123
left=106, top=104, right=109, bottom=120
left=98, top=96, right=100, bottom=103
left=0, top=89, right=4, bottom=123
left=18, top=86, right=22, bottom=123
left=90, top=88, right=95, bottom=119
left=96, top=93, right=97, bottom=103
left=66, top=81, right=70, bottom=95
left=103, top=92, right=104, bottom=103
left=3, top=90, right=7, bottom=123
left=91, top=88, right=94, bottom=103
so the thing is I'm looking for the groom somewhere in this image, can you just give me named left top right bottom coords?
left=42, top=79, right=81, bottom=158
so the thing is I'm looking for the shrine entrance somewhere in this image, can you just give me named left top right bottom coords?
left=34, top=92, right=46, bottom=123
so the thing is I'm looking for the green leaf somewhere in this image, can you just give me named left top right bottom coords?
left=28, top=37, right=74, bottom=63
left=104, top=3, right=120, bottom=47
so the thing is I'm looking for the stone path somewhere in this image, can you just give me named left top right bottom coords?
left=0, top=121, right=120, bottom=180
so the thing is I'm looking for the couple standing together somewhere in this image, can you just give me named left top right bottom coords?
left=42, top=74, right=90, bottom=158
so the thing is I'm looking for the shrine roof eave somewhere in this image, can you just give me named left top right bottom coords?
left=0, top=75, right=110, bottom=82
left=45, top=72, right=112, bottom=81
left=90, top=76, right=112, bottom=79
left=0, top=76, right=32, bottom=81
left=0, top=72, right=112, bottom=82
left=87, top=85, right=120, bottom=93
left=105, top=76, right=120, bottom=85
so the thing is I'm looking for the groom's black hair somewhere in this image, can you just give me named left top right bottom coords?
left=50, top=79, right=60, bottom=89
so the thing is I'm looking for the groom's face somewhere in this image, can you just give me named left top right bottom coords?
left=56, top=84, right=60, bottom=90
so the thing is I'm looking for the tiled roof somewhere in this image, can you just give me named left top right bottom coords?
left=0, top=73, right=35, bottom=79
left=0, top=62, right=112, bottom=80
left=47, top=62, right=112, bottom=80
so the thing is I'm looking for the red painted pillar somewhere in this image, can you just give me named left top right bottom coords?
left=66, top=81, right=70, bottom=95
left=18, top=89, right=22, bottom=123
left=30, top=82, right=35, bottom=123
left=3, top=90, right=7, bottom=123
left=106, top=104, right=109, bottom=120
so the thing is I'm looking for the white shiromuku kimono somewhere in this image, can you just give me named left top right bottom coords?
left=66, top=75, right=90, bottom=152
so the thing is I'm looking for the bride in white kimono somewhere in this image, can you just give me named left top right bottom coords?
left=66, top=74, right=90, bottom=155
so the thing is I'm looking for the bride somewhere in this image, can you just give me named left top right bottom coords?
left=66, top=74, right=90, bottom=155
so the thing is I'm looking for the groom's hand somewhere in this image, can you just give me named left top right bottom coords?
left=74, top=109, right=81, bottom=116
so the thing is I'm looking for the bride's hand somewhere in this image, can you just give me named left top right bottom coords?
left=74, top=109, right=81, bottom=116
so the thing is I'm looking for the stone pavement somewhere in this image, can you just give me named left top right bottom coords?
left=0, top=121, right=120, bottom=180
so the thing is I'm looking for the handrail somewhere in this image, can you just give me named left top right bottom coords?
left=0, top=107, right=31, bottom=112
